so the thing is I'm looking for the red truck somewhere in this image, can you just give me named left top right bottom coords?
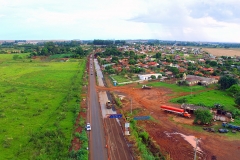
left=160, top=105, right=191, bottom=118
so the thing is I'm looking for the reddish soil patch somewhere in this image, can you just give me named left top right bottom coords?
left=97, top=84, right=240, bottom=160
left=69, top=99, right=87, bottom=151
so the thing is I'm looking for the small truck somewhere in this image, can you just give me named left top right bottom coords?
left=106, top=100, right=112, bottom=109
left=142, top=85, right=152, bottom=89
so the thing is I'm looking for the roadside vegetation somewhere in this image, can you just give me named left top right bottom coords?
left=0, top=53, right=86, bottom=159
left=124, top=110, right=165, bottom=160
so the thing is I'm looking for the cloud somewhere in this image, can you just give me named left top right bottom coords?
left=0, top=0, right=239, bottom=42
left=189, top=0, right=240, bottom=23
left=127, top=0, right=240, bottom=42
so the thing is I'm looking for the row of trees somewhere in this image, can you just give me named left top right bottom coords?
left=93, top=40, right=126, bottom=45
left=29, top=42, right=89, bottom=57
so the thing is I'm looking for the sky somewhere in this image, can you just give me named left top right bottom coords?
left=0, top=0, right=240, bottom=42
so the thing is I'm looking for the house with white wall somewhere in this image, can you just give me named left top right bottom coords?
left=138, top=74, right=162, bottom=80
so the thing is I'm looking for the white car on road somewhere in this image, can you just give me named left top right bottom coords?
left=86, top=123, right=91, bottom=131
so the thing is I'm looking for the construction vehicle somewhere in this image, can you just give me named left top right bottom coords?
left=106, top=100, right=112, bottom=109
left=142, top=85, right=152, bottom=89
left=160, top=105, right=191, bottom=118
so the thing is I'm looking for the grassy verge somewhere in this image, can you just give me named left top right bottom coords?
left=123, top=110, right=165, bottom=160
left=69, top=130, right=89, bottom=160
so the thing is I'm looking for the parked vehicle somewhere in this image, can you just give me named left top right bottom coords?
left=142, top=85, right=152, bottom=89
left=106, top=100, right=112, bottom=109
left=203, top=127, right=215, bottom=132
left=218, top=128, right=228, bottom=133
left=222, top=122, right=240, bottom=131
left=86, top=123, right=91, bottom=131
left=160, top=105, right=191, bottom=118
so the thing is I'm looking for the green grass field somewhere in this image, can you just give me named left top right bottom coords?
left=147, top=81, right=238, bottom=115
left=0, top=54, right=86, bottom=159
left=0, top=53, right=29, bottom=60
left=110, top=75, right=139, bottom=83
left=171, top=90, right=236, bottom=110
left=148, top=81, right=206, bottom=93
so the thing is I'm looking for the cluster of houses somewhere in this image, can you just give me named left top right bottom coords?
left=97, top=44, right=240, bottom=86
left=95, top=44, right=205, bottom=55
left=116, top=45, right=204, bottom=55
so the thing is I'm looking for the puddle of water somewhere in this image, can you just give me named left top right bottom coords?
left=164, top=131, right=203, bottom=153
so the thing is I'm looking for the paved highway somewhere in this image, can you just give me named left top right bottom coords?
left=88, top=57, right=108, bottom=160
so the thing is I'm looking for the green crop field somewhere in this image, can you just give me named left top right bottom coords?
left=0, top=54, right=86, bottom=159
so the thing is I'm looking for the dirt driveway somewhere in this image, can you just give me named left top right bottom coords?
left=97, top=84, right=240, bottom=160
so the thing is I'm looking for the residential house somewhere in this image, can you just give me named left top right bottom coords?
left=185, top=75, right=218, bottom=86
left=201, top=67, right=214, bottom=73
left=138, top=74, right=162, bottom=80
left=198, top=59, right=205, bottom=63
left=138, top=63, right=149, bottom=68
left=165, top=71, right=173, bottom=77
left=178, top=67, right=187, bottom=73
left=147, top=61, right=159, bottom=67
left=60, top=58, right=69, bottom=62
left=174, top=55, right=181, bottom=60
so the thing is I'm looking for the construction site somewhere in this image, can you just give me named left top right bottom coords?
left=96, top=82, right=240, bottom=160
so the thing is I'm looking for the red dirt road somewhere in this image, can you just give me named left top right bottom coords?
left=97, top=84, right=240, bottom=160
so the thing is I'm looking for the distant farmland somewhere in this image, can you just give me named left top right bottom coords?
left=203, top=48, right=240, bottom=56
left=0, top=54, right=86, bottom=159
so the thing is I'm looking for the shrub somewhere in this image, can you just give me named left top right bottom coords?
left=176, top=98, right=188, bottom=103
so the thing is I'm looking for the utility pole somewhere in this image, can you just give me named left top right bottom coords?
left=131, top=98, right=132, bottom=114
left=191, top=86, right=192, bottom=96
left=194, top=138, right=200, bottom=160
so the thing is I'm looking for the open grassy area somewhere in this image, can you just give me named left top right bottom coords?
left=110, top=74, right=139, bottom=83
left=148, top=81, right=206, bottom=93
left=0, top=54, right=86, bottom=159
left=171, top=90, right=236, bottom=111
left=0, top=53, right=29, bottom=60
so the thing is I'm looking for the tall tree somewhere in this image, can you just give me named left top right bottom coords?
left=155, top=52, right=161, bottom=59
left=194, top=109, right=213, bottom=124
left=218, top=76, right=238, bottom=90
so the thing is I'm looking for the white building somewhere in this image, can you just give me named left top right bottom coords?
left=138, top=74, right=162, bottom=80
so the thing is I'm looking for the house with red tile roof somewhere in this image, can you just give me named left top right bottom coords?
left=147, top=61, right=159, bottom=67
left=178, top=67, right=186, bottom=73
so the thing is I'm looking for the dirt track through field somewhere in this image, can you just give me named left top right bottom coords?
left=96, top=85, right=240, bottom=160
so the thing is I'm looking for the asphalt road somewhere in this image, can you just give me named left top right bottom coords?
left=89, top=57, right=108, bottom=160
